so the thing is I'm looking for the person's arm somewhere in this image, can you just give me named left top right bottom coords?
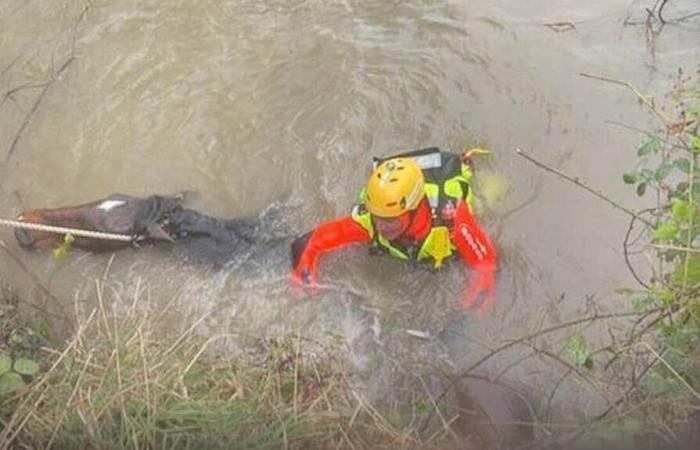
left=451, top=199, right=498, bottom=313
left=291, top=216, right=371, bottom=285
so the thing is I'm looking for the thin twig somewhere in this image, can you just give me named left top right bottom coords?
left=603, top=307, right=672, bottom=371
left=418, top=375, right=459, bottom=442
left=643, top=341, right=700, bottom=402
left=460, top=308, right=663, bottom=376
left=0, top=309, right=96, bottom=445
left=625, top=215, right=651, bottom=288
left=1, top=83, right=48, bottom=107
left=658, top=0, right=669, bottom=24
left=46, top=352, right=93, bottom=447
left=651, top=243, right=700, bottom=253
left=605, top=120, right=687, bottom=151
left=515, top=148, right=652, bottom=226
left=681, top=151, right=697, bottom=292
left=525, top=343, right=620, bottom=415
left=580, top=73, right=672, bottom=125
left=672, top=10, right=700, bottom=22
left=545, top=367, right=573, bottom=423
left=4, top=57, right=75, bottom=163
left=0, top=54, right=23, bottom=81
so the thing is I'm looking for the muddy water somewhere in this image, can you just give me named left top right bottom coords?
left=1, top=0, right=699, bottom=442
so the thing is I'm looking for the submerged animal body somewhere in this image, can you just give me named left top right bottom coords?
left=15, top=194, right=262, bottom=264
left=15, top=194, right=182, bottom=251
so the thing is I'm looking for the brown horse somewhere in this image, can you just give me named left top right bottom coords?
left=15, top=194, right=183, bottom=252
left=14, top=193, right=264, bottom=263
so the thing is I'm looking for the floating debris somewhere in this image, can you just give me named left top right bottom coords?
left=405, top=329, right=431, bottom=340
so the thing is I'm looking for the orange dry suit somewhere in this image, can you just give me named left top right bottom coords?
left=291, top=147, right=498, bottom=313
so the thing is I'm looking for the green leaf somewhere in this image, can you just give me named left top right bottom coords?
left=672, top=200, right=695, bottom=223
left=566, top=334, right=591, bottom=367
left=674, top=158, right=692, bottom=174
left=691, top=135, right=700, bottom=153
left=9, top=332, right=25, bottom=346
left=13, top=358, right=39, bottom=376
left=671, top=255, right=700, bottom=287
left=663, top=249, right=681, bottom=263
left=653, top=288, right=677, bottom=305
left=636, top=182, right=647, bottom=196
left=0, top=372, right=26, bottom=394
left=0, top=354, right=11, bottom=376
left=638, top=137, right=662, bottom=156
left=639, top=168, right=655, bottom=181
left=653, top=221, right=679, bottom=241
left=689, top=103, right=700, bottom=120
left=655, top=164, right=673, bottom=181
left=674, top=181, right=689, bottom=197
left=633, top=295, right=655, bottom=312
left=622, top=173, right=637, bottom=184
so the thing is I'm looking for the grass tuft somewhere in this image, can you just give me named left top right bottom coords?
left=0, top=281, right=462, bottom=449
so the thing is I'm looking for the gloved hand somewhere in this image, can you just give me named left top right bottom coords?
left=291, top=230, right=319, bottom=286
left=451, top=199, right=498, bottom=315
left=461, top=268, right=496, bottom=315
left=291, top=256, right=317, bottom=286
left=290, top=218, right=371, bottom=287
left=461, top=147, right=490, bottom=165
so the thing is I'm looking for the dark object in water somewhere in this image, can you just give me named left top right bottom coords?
left=453, top=376, right=535, bottom=449
left=15, top=193, right=264, bottom=265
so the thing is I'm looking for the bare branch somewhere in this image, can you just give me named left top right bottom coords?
left=624, top=215, right=651, bottom=289
left=658, top=0, right=669, bottom=24
left=515, top=148, right=653, bottom=226
left=460, top=308, right=664, bottom=376
left=580, top=73, right=671, bottom=124
left=4, top=56, right=74, bottom=163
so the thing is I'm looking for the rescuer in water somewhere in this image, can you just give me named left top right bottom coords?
left=290, top=147, right=498, bottom=313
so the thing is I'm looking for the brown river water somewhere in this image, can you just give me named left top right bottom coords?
left=1, top=0, right=699, bottom=447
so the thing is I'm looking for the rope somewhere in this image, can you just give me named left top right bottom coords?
left=0, top=218, right=133, bottom=242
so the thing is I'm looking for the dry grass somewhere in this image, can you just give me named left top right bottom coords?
left=0, top=280, right=461, bottom=449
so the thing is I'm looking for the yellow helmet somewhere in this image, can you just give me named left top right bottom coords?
left=365, top=157, right=425, bottom=218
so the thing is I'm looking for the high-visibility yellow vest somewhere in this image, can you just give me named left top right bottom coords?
left=351, top=148, right=475, bottom=269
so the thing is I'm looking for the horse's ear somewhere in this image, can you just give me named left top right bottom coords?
left=174, top=191, right=198, bottom=202
left=161, top=191, right=198, bottom=209
left=146, top=224, right=175, bottom=242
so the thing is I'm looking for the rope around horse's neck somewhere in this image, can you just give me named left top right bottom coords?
left=0, top=218, right=133, bottom=242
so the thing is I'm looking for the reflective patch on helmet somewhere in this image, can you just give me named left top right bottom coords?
left=378, top=166, right=394, bottom=185
left=405, top=180, right=423, bottom=208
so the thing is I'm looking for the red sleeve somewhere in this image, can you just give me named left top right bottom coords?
left=452, top=200, right=498, bottom=313
left=452, top=200, right=497, bottom=271
left=291, top=216, right=371, bottom=284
